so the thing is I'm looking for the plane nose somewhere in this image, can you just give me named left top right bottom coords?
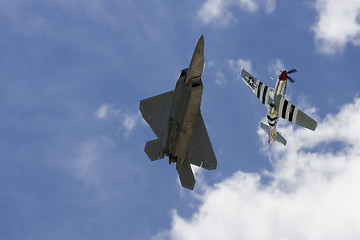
left=198, top=35, right=204, bottom=48
left=185, top=35, right=205, bottom=85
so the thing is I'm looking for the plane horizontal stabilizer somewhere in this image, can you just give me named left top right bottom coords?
left=144, top=138, right=165, bottom=161
left=260, top=122, right=287, bottom=146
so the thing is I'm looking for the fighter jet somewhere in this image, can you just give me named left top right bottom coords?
left=139, top=35, right=217, bottom=190
left=241, top=68, right=317, bottom=146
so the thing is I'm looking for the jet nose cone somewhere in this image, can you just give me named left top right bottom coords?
left=185, top=35, right=205, bottom=85
left=195, top=35, right=204, bottom=57
left=198, top=35, right=204, bottom=48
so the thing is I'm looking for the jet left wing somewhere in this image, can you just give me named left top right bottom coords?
left=186, top=111, right=217, bottom=170
left=274, top=95, right=317, bottom=131
left=241, top=69, right=273, bottom=107
left=139, top=91, right=174, bottom=138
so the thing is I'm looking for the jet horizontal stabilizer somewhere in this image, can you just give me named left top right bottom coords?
left=144, top=138, right=165, bottom=161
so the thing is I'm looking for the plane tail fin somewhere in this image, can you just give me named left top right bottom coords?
left=260, top=122, right=287, bottom=146
left=144, top=138, right=165, bottom=161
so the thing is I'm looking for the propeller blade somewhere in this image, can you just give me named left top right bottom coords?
left=287, top=76, right=295, bottom=83
left=287, top=68, right=297, bottom=74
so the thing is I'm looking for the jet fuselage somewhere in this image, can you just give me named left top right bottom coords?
left=166, top=70, right=203, bottom=172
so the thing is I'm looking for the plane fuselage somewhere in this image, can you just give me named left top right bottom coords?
left=140, top=35, right=216, bottom=190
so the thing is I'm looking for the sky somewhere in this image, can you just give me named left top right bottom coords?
left=1, top=0, right=360, bottom=239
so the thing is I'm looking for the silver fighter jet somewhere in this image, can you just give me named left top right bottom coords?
left=241, top=68, right=317, bottom=146
left=139, top=35, right=217, bottom=190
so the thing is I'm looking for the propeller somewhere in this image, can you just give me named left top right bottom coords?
left=287, top=75, right=295, bottom=83
left=279, top=68, right=297, bottom=83
left=287, top=68, right=297, bottom=74
left=278, top=68, right=297, bottom=96
left=286, top=68, right=297, bottom=83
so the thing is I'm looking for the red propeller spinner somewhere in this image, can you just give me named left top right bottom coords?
left=279, top=69, right=297, bottom=83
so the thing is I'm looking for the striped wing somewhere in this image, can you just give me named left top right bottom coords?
left=241, top=69, right=273, bottom=107
left=274, top=95, right=317, bottom=131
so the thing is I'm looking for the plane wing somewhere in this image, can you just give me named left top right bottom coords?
left=139, top=91, right=174, bottom=138
left=241, top=69, right=273, bottom=107
left=186, top=111, right=217, bottom=170
left=274, top=95, right=317, bottom=131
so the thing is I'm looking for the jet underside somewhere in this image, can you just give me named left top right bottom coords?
left=139, top=35, right=217, bottom=190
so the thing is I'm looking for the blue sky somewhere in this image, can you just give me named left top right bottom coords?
left=1, top=0, right=360, bottom=239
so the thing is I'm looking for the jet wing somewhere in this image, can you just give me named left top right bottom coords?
left=241, top=69, right=273, bottom=107
left=186, top=111, right=217, bottom=170
left=274, top=95, right=317, bottom=131
left=139, top=91, right=174, bottom=138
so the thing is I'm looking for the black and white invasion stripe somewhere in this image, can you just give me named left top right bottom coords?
left=267, top=114, right=278, bottom=127
left=277, top=97, right=299, bottom=123
left=256, top=81, right=270, bottom=106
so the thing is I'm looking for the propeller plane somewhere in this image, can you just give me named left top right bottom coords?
left=241, top=68, right=317, bottom=146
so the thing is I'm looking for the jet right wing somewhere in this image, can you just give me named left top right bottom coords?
left=139, top=91, right=174, bottom=138
left=186, top=111, right=217, bottom=170
left=241, top=69, right=273, bottom=107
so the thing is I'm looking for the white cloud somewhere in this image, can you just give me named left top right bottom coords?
left=94, top=104, right=139, bottom=136
left=71, top=138, right=111, bottom=188
left=197, top=0, right=276, bottom=26
left=264, top=0, right=276, bottom=14
left=214, top=71, right=227, bottom=86
left=95, top=104, right=111, bottom=119
left=95, top=104, right=121, bottom=119
left=206, top=61, right=227, bottom=86
left=155, top=97, right=360, bottom=240
left=268, top=58, right=285, bottom=77
left=122, top=113, right=139, bottom=137
left=228, top=58, right=252, bottom=80
left=312, top=0, right=360, bottom=55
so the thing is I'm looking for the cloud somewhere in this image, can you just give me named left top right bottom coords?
left=214, top=71, right=227, bottom=86
left=71, top=138, right=114, bottom=188
left=264, top=0, right=276, bottom=14
left=197, top=0, right=276, bottom=26
left=268, top=58, right=285, bottom=77
left=95, top=104, right=111, bottom=119
left=94, top=104, right=140, bottom=136
left=312, top=0, right=360, bottom=55
left=228, top=58, right=252, bottom=80
left=122, top=113, right=139, bottom=136
left=206, top=61, right=227, bottom=87
left=155, top=97, right=360, bottom=239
